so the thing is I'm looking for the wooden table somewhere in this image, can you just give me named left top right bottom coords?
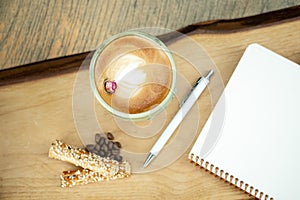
left=0, top=4, right=300, bottom=200
left=1, top=0, right=300, bottom=70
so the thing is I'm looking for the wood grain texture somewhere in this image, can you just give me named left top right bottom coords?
left=0, top=9, right=299, bottom=199
left=1, top=0, right=300, bottom=69
left=1, top=6, right=299, bottom=86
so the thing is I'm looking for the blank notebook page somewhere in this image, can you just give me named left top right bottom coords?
left=189, top=44, right=300, bottom=199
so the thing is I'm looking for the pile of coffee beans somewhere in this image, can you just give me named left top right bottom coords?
left=85, top=132, right=123, bottom=162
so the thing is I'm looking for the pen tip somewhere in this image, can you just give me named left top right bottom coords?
left=143, top=153, right=155, bottom=168
left=205, top=69, right=214, bottom=80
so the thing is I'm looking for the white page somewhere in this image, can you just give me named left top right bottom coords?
left=189, top=44, right=300, bottom=200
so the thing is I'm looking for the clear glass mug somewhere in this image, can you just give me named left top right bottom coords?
left=89, top=31, right=176, bottom=120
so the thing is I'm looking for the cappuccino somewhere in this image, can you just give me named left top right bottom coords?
left=95, top=35, right=173, bottom=114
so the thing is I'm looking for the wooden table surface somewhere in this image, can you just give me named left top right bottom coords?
left=0, top=5, right=299, bottom=199
left=1, top=0, right=300, bottom=70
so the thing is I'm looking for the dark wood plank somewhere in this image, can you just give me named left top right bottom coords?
left=0, top=0, right=299, bottom=69
left=1, top=6, right=299, bottom=87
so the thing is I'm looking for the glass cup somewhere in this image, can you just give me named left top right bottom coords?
left=89, top=31, right=176, bottom=120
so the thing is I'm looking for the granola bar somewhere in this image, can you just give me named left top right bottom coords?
left=61, top=168, right=130, bottom=187
left=48, top=140, right=131, bottom=177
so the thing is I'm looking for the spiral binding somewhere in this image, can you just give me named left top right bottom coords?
left=189, top=153, right=273, bottom=200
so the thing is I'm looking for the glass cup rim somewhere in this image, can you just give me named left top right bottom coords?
left=89, top=30, right=176, bottom=120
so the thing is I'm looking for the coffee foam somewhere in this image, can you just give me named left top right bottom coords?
left=95, top=35, right=173, bottom=114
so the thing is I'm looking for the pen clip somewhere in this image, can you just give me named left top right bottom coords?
left=180, top=76, right=202, bottom=107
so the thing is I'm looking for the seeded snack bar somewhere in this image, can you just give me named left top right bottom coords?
left=49, top=140, right=131, bottom=177
left=61, top=167, right=130, bottom=188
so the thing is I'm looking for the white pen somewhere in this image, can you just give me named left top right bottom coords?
left=143, top=69, right=214, bottom=168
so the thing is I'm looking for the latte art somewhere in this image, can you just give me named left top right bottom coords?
left=97, top=47, right=172, bottom=114
left=91, top=32, right=176, bottom=119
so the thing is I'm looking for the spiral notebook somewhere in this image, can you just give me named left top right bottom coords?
left=189, top=44, right=300, bottom=200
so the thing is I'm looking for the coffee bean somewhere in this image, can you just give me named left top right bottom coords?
left=106, top=132, right=114, bottom=140
left=111, top=149, right=120, bottom=155
left=108, top=141, right=113, bottom=150
left=91, top=149, right=99, bottom=155
left=95, top=133, right=101, bottom=144
left=104, top=138, right=109, bottom=145
left=112, top=144, right=118, bottom=150
left=85, top=144, right=94, bottom=152
left=95, top=144, right=101, bottom=151
left=113, top=141, right=122, bottom=149
left=99, top=150, right=106, bottom=157
left=114, top=155, right=123, bottom=162
left=99, top=137, right=105, bottom=146
left=86, top=131, right=123, bottom=161
left=112, top=143, right=119, bottom=150
left=100, top=144, right=108, bottom=152
left=110, top=154, right=116, bottom=160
